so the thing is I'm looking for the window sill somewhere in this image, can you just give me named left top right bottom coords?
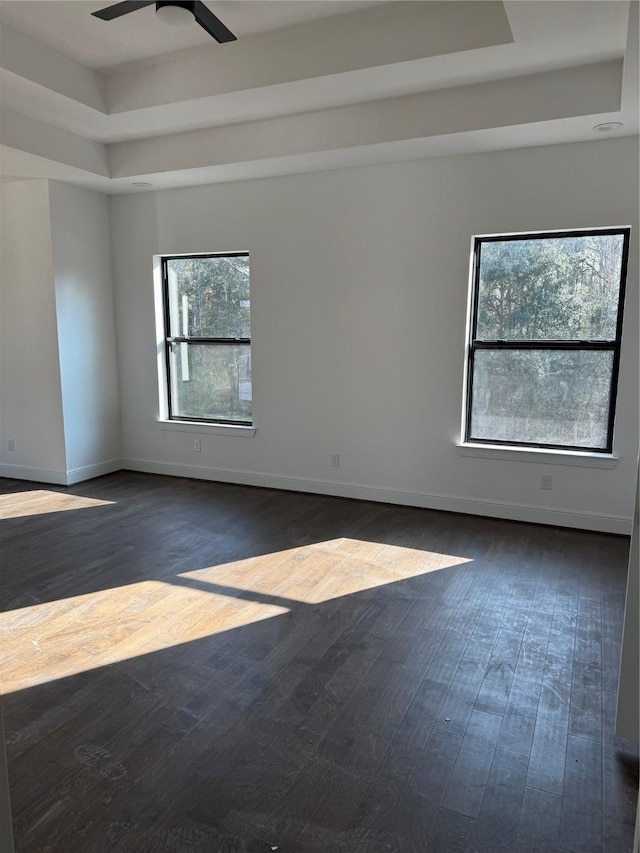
left=456, top=442, right=618, bottom=469
left=158, top=420, right=255, bottom=437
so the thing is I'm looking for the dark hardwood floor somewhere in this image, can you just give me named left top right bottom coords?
left=0, top=471, right=637, bottom=852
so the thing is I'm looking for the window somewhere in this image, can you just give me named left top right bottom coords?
left=464, top=228, right=629, bottom=453
left=162, top=253, right=251, bottom=425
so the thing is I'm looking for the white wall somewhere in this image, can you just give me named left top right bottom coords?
left=0, top=179, right=120, bottom=485
left=111, top=136, right=639, bottom=533
left=0, top=180, right=67, bottom=483
left=48, top=181, right=121, bottom=482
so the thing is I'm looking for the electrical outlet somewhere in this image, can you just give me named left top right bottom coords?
left=7, top=439, right=14, bottom=452
left=541, top=475, right=552, bottom=490
left=330, top=453, right=340, bottom=467
left=193, top=439, right=201, bottom=452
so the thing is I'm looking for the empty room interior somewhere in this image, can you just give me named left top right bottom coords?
left=0, top=1, right=639, bottom=851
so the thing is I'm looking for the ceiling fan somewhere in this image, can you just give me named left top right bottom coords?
left=92, top=1, right=237, bottom=43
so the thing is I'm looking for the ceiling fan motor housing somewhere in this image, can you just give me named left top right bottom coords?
left=156, top=0, right=195, bottom=23
left=156, top=1, right=195, bottom=13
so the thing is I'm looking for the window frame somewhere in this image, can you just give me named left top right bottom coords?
left=464, top=227, right=630, bottom=454
left=161, top=252, right=252, bottom=427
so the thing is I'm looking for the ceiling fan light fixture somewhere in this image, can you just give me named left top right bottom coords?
left=156, top=1, right=194, bottom=26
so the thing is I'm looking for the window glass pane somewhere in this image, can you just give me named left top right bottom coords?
left=476, top=234, right=624, bottom=341
left=169, top=343, right=252, bottom=423
left=469, top=349, right=613, bottom=449
left=167, top=256, right=250, bottom=338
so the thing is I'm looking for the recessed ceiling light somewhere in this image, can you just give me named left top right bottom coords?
left=131, top=182, right=153, bottom=188
left=593, top=122, right=623, bottom=133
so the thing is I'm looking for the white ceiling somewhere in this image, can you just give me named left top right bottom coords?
left=0, top=1, right=384, bottom=68
left=0, top=1, right=637, bottom=193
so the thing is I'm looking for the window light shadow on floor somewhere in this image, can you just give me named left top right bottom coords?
left=0, top=538, right=472, bottom=694
left=0, top=489, right=116, bottom=520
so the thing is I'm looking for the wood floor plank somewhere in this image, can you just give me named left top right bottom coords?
left=517, top=785, right=562, bottom=850
left=352, top=677, right=451, bottom=833
left=601, top=602, right=625, bottom=695
left=440, top=709, right=503, bottom=819
left=436, top=655, right=487, bottom=738
left=424, top=807, right=477, bottom=853
left=574, top=595, right=603, bottom=668
left=20, top=723, right=186, bottom=852
left=559, top=734, right=603, bottom=853
left=394, top=726, right=464, bottom=853
left=525, top=564, right=577, bottom=797
left=472, top=747, right=529, bottom=851
left=601, top=688, right=639, bottom=853
left=473, top=627, right=523, bottom=717
left=526, top=684, right=570, bottom=796
left=496, top=702, right=537, bottom=759
left=568, top=661, right=602, bottom=742
left=315, top=629, right=437, bottom=780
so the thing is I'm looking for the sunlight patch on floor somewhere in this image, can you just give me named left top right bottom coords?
left=0, top=580, right=289, bottom=693
left=0, top=538, right=471, bottom=694
left=178, top=537, right=472, bottom=604
left=0, top=490, right=115, bottom=520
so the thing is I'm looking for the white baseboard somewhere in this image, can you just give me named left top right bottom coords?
left=0, top=463, right=68, bottom=485
left=121, top=457, right=632, bottom=535
left=0, top=459, right=122, bottom=486
left=65, top=459, right=122, bottom=485
left=2, top=455, right=630, bottom=534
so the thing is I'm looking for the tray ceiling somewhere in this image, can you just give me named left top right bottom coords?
left=0, top=1, right=637, bottom=193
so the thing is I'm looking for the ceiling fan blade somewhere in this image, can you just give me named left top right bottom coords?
left=193, top=1, right=236, bottom=43
left=92, top=1, right=155, bottom=21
